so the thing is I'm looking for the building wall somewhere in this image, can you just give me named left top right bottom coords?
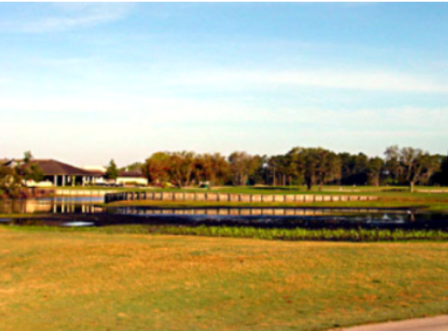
left=116, top=177, right=148, bottom=186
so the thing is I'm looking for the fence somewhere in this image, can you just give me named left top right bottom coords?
left=104, top=191, right=378, bottom=204
left=53, top=189, right=119, bottom=197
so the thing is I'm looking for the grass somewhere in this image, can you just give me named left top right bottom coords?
left=55, top=185, right=448, bottom=195
left=7, top=224, right=448, bottom=242
left=1, top=226, right=448, bottom=331
left=146, top=225, right=448, bottom=242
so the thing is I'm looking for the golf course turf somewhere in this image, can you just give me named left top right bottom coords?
left=1, top=227, right=448, bottom=331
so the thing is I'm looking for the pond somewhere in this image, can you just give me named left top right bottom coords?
left=1, top=197, right=447, bottom=231
left=0, top=197, right=103, bottom=214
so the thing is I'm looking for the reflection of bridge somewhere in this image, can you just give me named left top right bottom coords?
left=0, top=199, right=101, bottom=215
left=112, top=207, right=393, bottom=217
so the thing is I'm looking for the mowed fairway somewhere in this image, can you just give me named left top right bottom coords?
left=1, top=228, right=448, bottom=331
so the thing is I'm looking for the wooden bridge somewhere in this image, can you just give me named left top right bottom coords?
left=104, top=191, right=378, bottom=204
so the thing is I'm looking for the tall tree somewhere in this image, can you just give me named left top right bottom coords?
left=194, top=153, right=230, bottom=186
left=384, top=145, right=402, bottom=184
left=228, top=152, right=258, bottom=186
left=142, top=152, right=171, bottom=185
left=105, top=159, right=119, bottom=180
left=288, top=147, right=340, bottom=190
left=367, top=157, right=384, bottom=187
left=0, top=164, right=21, bottom=197
left=385, top=146, right=439, bottom=192
left=0, top=151, right=41, bottom=197
left=440, top=155, right=448, bottom=186
left=167, top=151, right=196, bottom=188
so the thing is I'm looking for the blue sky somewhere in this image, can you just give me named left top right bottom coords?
left=1, top=3, right=448, bottom=166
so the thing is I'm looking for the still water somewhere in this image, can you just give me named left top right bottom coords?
left=0, top=197, right=103, bottom=214
left=0, top=197, right=447, bottom=230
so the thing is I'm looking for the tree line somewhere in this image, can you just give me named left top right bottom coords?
left=139, top=146, right=448, bottom=192
left=0, top=152, right=44, bottom=197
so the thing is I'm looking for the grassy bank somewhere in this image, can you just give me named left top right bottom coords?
left=147, top=225, right=448, bottom=242
left=7, top=224, right=448, bottom=242
left=1, top=227, right=447, bottom=331
left=55, top=185, right=448, bottom=195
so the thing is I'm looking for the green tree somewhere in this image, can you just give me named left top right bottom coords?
left=143, top=152, right=171, bottom=185
left=367, top=157, right=384, bottom=187
left=228, top=152, right=259, bottom=186
left=105, top=159, right=119, bottom=180
left=0, top=164, right=21, bottom=198
left=193, top=153, right=230, bottom=187
left=384, top=145, right=402, bottom=184
left=167, top=151, right=196, bottom=188
left=385, top=146, right=439, bottom=192
left=288, top=147, right=340, bottom=190
left=441, top=155, right=448, bottom=186
left=26, top=164, right=44, bottom=182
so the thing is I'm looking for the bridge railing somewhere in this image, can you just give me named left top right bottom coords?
left=104, top=191, right=378, bottom=204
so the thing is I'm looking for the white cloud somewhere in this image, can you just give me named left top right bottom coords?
left=1, top=92, right=447, bottom=133
left=0, top=3, right=133, bottom=33
left=0, top=95, right=258, bottom=123
left=173, top=70, right=448, bottom=94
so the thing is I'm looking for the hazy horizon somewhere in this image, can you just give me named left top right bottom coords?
left=1, top=3, right=448, bottom=166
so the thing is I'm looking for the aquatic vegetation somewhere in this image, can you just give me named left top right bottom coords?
left=146, top=225, right=448, bottom=242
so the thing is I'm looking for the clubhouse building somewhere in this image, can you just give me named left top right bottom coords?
left=3, top=159, right=102, bottom=187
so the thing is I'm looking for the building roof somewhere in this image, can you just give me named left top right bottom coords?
left=35, top=159, right=97, bottom=176
left=5, top=159, right=98, bottom=176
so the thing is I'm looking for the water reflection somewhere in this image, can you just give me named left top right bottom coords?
left=0, top=197, right=103, bottom=214
left=110, top=206, right=407, bottom=217
left=1, top=198, right=447, bottom=231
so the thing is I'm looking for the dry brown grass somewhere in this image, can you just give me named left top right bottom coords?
left=1, top=227, right=448, bottom=331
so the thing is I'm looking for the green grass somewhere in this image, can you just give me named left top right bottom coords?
left=6, top=224, right=448, bottom=242
left=1, top=226, right=448, bottom=331
left=146, top=225, right=448, bottom=242
left=56, top=185, right=448, bottom=195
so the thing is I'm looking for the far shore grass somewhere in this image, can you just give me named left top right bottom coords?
left=1, top=226, right=448, bottom=331
left=55, top=184, right=448, bottom=195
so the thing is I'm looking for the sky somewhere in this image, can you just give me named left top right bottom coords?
left=1, top=2, right=448, bottom=166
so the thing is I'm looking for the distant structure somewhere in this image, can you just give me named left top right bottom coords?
left=115, top=171, right=148, bottom=187
left=2, top=159, right=148, bottom=187
left=83, top=165, right=107, bottom=173
left=83, top=166, right=148, bottom=187
left=3, top=159, right=102, bottom=187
